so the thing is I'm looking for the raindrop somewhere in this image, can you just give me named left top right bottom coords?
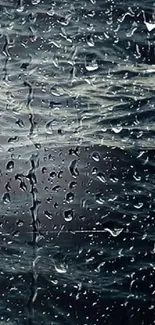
left=95, top=261, right=106, bottom=273
left=8, top=136, right=19, bottom=143
left=112, top=126, right=123, bottom=133
left=52, top=185, right=60, bottom=192
left=49, top=171, right=57, bottom=179
left=109, top=174, right=119, bottom=183
left=69, top=160, right=79, bottom=178
left=64, top=209, right=74, bottom=222
left=2, top=192, right=11, bottom=204
left=6, top=160, right=14, bottom=172
left=58, top=170, right=63, bottom=178
left=134, top=202, right=143, bottom=209
left=69, top=181, right=77, bottom=189
left=97, top=172, right=106, bottom=183
left=42, top=167, right=47, bottom=173
left=86, top=35, right=94, bottom=47
left=91, top=151, right=100, bottom=162
left=31, top=0, right=40, bottom=4
left=20, top=181, right=27, bottom=192
left=16, top=118, right=24, bottom=128
left=65, top=192, right=74, bottom=203
left=16, top=219, right=24, bottom=227
left=95, top=192, right=105, bottom=205
left=85, top=58, right=98, bottom=71
left=104, top=228, right=123, bottom=237
left=133, top=174, right=141, bottom=182
left=54, top=262, right=68, bottom=274
left=44, top=210, right=53, bottom=220
left=46, top=120, right=56, bottom=134
left=91, top=167, right=97, bottom=174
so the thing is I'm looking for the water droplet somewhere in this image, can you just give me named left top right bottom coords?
left=16, top=219, right=24, bottom=227
left=49, top=171, right=57, bottom=179
left=85, top=60, right=98, bottom=71
left=47, top=7, right=55, bottom=17
left=69, top=160, right=79, bottom=178
left=6, top=160, right=14, bottom=172
left=64, top=209, right=73, bottom=222
left=91, top=167, right=97, bottom=175
left=65, top=192, right=74, bottom=203
left=8, top=136, right=19, bottom=143
left=97, top=172, right=106, bottom=183
left=52, top=185, right=60, bottom=192
left=95, top=261, right=106, bottom=273
left=2, top=192, right=11, bottom=204
left=58, top=170, right=63, bottom=178
left=44, top=210, right=53, bottom=220
left=133, top=174, right=141, bottom=182
left=104, top=228, right=123, bottom=237
left=112, top=126, right=123, bottom=133
left=31, top=0, right=40, bottom=4
left=54, top=262, right=68, bottom=274
left=16, top=118, right=24, bottom=128
left=69, top=181, right=77, bottom=189
left=86, top=35, right=94, bottom=47
left=95, top=192, right=105, bottom=205
left=109, top=174, right=119, bottom=183
left=134, top=202, right=143, bottom=209
left=91, top=151, right=100, bottom=162
left=42, top=167, right=47, bottom=174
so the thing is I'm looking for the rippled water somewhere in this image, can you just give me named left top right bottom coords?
left=0, top=0, right=155, bottom=324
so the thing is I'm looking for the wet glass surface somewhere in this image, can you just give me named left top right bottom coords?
left=0, top=0, right=155, bottom=324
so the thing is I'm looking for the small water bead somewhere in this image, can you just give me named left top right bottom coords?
left=104, top=228, right=123, bottom=237
left=64, top=209, right=74, bottom=222
left=16, top=219, right=24, bottom=227
left=85, top=58, right=98, bottom=71
left=112, top=126, right=123, bottom=133
left=31, top=0, right=40, bottom=4
left=91, top=151, right=101, bottom=162
left=54, top=262, right=68, bottom=274
left=58, top=170, right=63, bottom=178
left=91, top=167, right=98, bottom=175
left=2, top=192, right=11, bottom=204
left=65, top=192, right=74, bottom=203
left=44, top=210, right=53, bottom=220
left=69, top=181, right=77, bottom=189
left=95, top=192, right=105, bottom=205
left=6, top=160, right=14, bottom=172
left=49, top=171, right=57, bottom=179
left=97, top=172, right=106, bottom=183
left=109, top=174, right=119, bottom=183
left=8, top=136, right=19, bottom=143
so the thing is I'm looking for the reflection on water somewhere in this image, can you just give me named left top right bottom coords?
left=0, top=0, right=155, bottom=324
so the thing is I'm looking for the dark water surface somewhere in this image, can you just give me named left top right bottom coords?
left=0, top=0, right=155, bottom=324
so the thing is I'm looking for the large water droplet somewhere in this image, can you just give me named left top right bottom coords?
left=69, top=160, right=79, bottom=178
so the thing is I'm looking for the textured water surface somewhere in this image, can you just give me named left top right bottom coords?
left=0, top=0, right=155, bottom=324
